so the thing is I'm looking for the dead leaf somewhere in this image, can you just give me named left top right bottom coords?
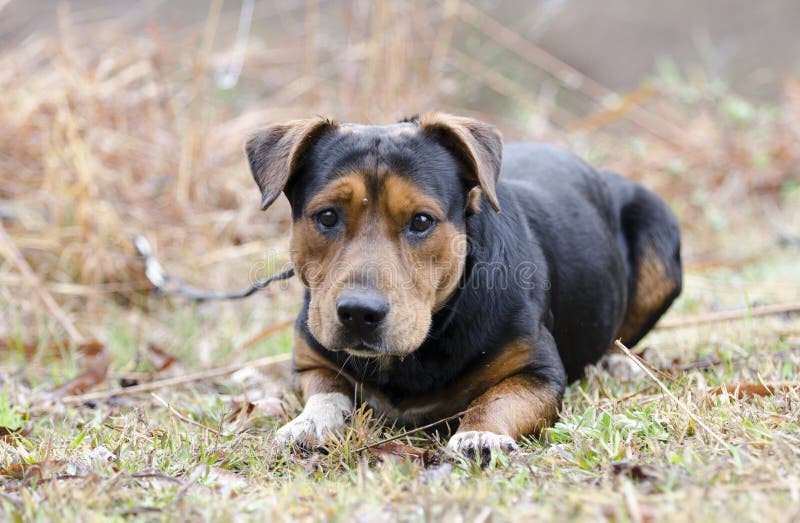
left=611, top=460, right=661, bottom=482
left=223, top=390, right=286, bottom=419
left=661, top=355, right=724, bottom=372
left=224, top=401, right=257, bottom=425
left=204, top=466, right=248, bottom=498
left=709, top=383, right=797, bottom=398
left=0, top=459, right=66, bottom=480
left=367, top=441, right=437, bottom=466
left=49, top=348, right=111, bottom=398
left=0, top=421, right=32, bottom=443
left=224, top=397, right=285, bottom=432
left=0, top=338, right=104, bottom=359
left=146, top=344, right=177, bottom=372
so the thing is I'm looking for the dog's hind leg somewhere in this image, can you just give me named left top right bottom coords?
left=615, top=181, right=682, bottom=347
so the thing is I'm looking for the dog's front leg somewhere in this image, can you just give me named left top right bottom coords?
left=447, top=372, right=562, bottom=459
left=275, top=367, right=353, bottom=449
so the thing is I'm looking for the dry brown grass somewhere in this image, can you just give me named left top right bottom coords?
left=1, top=2, right=800, bottom=521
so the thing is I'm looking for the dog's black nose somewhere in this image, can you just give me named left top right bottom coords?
left=336, top=290, right=389, bottom=336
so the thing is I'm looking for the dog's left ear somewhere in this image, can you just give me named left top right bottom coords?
left=245, top=117, right=337, bottom=210
left=418, top=112, right=503, bottom=212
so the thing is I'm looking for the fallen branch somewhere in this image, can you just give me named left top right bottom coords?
left=60, top=352, right=291, bottom=405
left=151, top=393, right=221, bottom=435
left=354, top=409, right=470, bottom=453
left=458, top=2, right=685, bottom=147
left=0, top=489, right=22, bottom=506
left=227, top=319, right=295, bottom=361
left=709, top=383, right=797, bottom=398
left=656, top=302, right=800, bottom=330
left=615, top=340, right=733, bottom=452
left=59, top=318, right=294, bottom=404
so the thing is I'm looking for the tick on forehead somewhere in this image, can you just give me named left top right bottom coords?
left=306, top=173, right=369, bottom=213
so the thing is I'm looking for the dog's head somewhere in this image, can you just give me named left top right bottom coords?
left=246, top=113, right=502, bottom=359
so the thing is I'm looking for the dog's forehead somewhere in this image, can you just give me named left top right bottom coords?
left=310, top=121, right=456, bottom=179
left=294, top=121, right=466, bottom=220
left=338, top=122, right=418, bottom=137
left=303, top=122, right=416, bottom=177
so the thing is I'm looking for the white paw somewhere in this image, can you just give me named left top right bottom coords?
left=447, top=431, right=519, bottom=460
left=275, top=392, right=352, bottom=449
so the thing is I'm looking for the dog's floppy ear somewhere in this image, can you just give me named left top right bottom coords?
left=245, top=117, right=337, bottom=210
left=417, top=112, right=503, bottom=212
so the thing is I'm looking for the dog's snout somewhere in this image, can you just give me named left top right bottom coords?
left=336, top=290, right=389, bottom=336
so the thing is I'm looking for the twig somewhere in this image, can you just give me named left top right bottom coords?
left=459, top=2, right=606, bottom=96
left=615, top=340, right=732, bottom=451
left=228, top=319, right=295, bottom=361
left=660, top=356, right=724, bottom=372
left=0, top=224, right=83, bottom=343
left=656, top=302, right=800, bottom=330
left=0, top=489, right=22, bottom=506
left=60, top=352, right=292, bottom=404
left=151, top=393, right=221, bottom=436
left=354, top=409, right=470, bottom=452
left=708, top=383, right=797, bottom=398
left=569, top=84, right=655, bottom=132
left=458, top=1, right=686, bottom=147
left=449, top=48, right=573, bottom=129
left=119, top=506, right=162, bottom=517
left=130, top=471, right=183, bottom=485
left=176, top=465, right=206, bottom=499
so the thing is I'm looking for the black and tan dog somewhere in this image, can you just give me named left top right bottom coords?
left=246, top=113, right=682, bottom=456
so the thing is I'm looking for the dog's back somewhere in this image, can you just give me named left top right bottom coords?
left=497, top=143, right=682, bottom=379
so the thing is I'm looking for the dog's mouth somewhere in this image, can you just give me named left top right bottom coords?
left=342, top=341, right=386, bottom=359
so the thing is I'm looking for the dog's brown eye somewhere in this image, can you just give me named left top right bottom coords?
left=409, top=213, right=435, bottom=234
left=316, top=209, right=339, bottom=228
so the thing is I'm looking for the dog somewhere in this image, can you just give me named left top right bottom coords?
left=245, top=113, right=682, bottom=457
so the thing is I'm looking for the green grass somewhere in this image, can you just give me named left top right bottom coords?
left=2, top=253, right=800, bottom=522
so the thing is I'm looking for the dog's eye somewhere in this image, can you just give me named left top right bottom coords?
left=409, top=213, right=435, bottom=234
left=316, top=209, right=339, bottom=229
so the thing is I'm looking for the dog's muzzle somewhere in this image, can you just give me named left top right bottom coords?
left=336, top=289, right=389, bottom=354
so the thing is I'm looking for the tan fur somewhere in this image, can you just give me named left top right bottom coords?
left=617, top=243, right=679, bottom=344
left=300, top=337, right=537, bottom=427
left=457, top=375, right=560, bottom=438
left=292, top=333, right=546, bottom=431
left=291, top=171, right=467, bottom=357
left=292, top=330, right=353, bottom=402
left=466, top=186, right=483, bottom=215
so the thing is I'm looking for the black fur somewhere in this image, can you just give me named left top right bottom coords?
left=289, top=125, right=682, bottom=417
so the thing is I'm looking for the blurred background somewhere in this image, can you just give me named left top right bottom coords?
left=1, top=0, right=799, bottom=356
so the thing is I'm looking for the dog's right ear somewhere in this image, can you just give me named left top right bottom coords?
left=417, top=112, right=503, bottom=212
left=245, top=118, right=337, bottom=210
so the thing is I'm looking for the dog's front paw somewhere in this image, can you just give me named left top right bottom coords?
left=447, top=431, right=519, bottom=461
left=275, top=392, right=352, bottom=450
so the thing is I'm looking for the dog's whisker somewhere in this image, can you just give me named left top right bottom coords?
left=335, top=354, right=352, bottom=382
